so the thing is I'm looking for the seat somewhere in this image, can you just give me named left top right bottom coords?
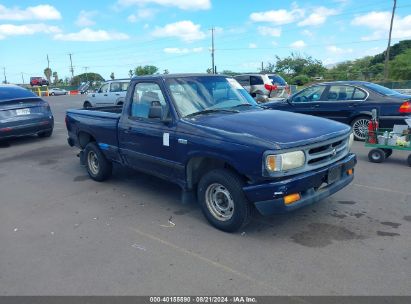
left=328, top=92, right=338, bottom=100
left=338, top=92, right=347, bottom=100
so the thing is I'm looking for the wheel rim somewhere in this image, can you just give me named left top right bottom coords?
left=205, top=183, right=235, bottom=221
left=87, top=151, right=99, bottom=175
left=352, top=118, right=370, bottom=140
left=371, top=151, right=381, bottom=161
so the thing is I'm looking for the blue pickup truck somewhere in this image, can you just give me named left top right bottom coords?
left=66, top=74, right=356, bottom=232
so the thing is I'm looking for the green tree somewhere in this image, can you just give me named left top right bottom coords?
left=52, top=71, right=58, bottom=85
left=70, top=73, right=104, bottom=86
left=110, top=72, right=115, bottom=80
left=128, top=69, right=134, bottom=78
left=163, top=69, right=169, bottom=74
left=389, top=49, right=411, bottom=80
left=134, top=65, right=158, bottom=76
left=268, top=53, right=326, bottom=79
left=44, top=68, right=52, bottom=84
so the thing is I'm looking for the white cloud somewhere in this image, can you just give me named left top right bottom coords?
left=352, top=11, right=411, bottom=40
left=54, top=28, right=129, bottom=42
left=151, top=20, right=206, bottom=42
left=127, top=8, right=156, bottom=22
left=326, top=45, right=353, bottom=54
left=301, top=29, right=314, bottom=37
left=250, top=6, right=304, bottom=25
left=118, top=0, right=210, bottom=10
left=0, top=4, right=61, bottom=20
left=290, top=40, right=306, bottom=49
left=249, top=43, right=257, bottom=49
left=298, top=7, right=338, bottom=26
left=164, top=47, right=203, bottom=54
left=0, top=23, right=61, bottom=38
left=257, top=26, right=281, bottom=37
left=76, top=10, right=97, bottom=27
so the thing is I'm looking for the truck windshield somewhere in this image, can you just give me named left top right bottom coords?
left=166, top=76, right=257, bottom=117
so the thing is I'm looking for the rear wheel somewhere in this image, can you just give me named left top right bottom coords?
left=84, top=142, right=112, bottom=181
left=197, top=169, right=250, bottom=232
left=351, top=116, right=370, bottom=141
left=83, top=101, right=92, bottom=109
left=38, top=129, right=53, bottom=138
left=368, top=148, right=386, bottom=163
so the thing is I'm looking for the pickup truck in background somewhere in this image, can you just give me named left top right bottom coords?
left=66, top=74, right=356, bottom=232
left=83, top=79, right=130, bottom=108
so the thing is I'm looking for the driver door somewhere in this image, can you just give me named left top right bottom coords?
left=92, top=83, right=110, bottom=106
left=288, top=85, right=327, bottom=116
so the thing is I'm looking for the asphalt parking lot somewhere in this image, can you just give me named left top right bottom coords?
left=0, top=95, right=410, bottom=296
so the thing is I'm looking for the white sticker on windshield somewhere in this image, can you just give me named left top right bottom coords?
left=163, top=132, right=170, bottom=146
left=227, top=78, right=243, bottom=90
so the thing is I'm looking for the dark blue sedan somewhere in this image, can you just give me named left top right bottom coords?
left=0, top=85, right=54, bottom=140
left=264, top=81, right=411, bottom=140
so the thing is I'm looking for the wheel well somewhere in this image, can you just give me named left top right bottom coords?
left=78, top=132, right=96, bottom=148
left=186, top=157, right=246, bottom=190
left=84, top=100, right=91, bottom=106
left=350, top=114, right=371, bottom=125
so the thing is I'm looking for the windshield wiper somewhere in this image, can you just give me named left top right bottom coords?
left=230, top=103, right=254, bottom=109
left=186, top=108, right=239, bottom=117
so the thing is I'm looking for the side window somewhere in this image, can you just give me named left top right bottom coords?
left=292, top=86, right=326, bottom=103
left=250, top=76, right=264, bottom=85
left=327, top=85, right=355, bottom=101
left=353, top=88, right=367, bottom=100
left=110, top=82, right=121, bottom=92
left=120, top=82, right=129, bottom=91
left=130, top=82, right=167, bottom=119
left=100, top=83, right=109, bottom=93
left=235, top=76, right=250, bottom=86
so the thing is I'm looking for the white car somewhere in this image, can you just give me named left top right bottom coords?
left=83, top=79, right=130, bottom=108
left=48, top=88, right=68, bottom=96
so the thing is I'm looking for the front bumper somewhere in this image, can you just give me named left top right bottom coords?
left=0, top=118, right=53, bottom=139
left=243, top=153, right=356, bottom=215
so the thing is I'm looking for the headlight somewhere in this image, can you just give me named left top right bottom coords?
left=348, top=133, right=354, bottom=151
left=265, top=151, right=305, bottom=172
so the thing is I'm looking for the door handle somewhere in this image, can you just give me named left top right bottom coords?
left=104, top=94, right=108, bottom=96
left=115, top=93, right=120, bottom=96
left=311, top=104, right=320, bottom=108
left=348, top=103, right=358, bottom=108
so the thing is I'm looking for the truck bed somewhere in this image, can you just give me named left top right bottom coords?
left=66, top=107, right=121, bottom=160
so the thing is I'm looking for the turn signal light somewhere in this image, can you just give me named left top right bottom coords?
left=399, top=101, right=411, bottom=113
left=347, top=169, right=354, bottom=175
left=284, top=193, right=301, bottom=205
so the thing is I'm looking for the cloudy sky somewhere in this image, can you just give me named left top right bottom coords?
left=1, top=0, right=411, bottom=83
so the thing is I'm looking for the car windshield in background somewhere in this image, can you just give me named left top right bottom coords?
left=166, top=76, right=257, bottom=117
left=268, top=75, right=286, bottom=86
left=363, top=82, right=401, bottom=96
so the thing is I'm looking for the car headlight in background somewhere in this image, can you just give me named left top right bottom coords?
left=265, top=151, right=305, bottom=172
left=348, top=133, right=354, bottom=151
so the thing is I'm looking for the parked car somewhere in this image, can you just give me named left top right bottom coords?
left=264, top=81, right=411, bottom=141
left=48, top=88, right=68, bottom=96
left=234, top=73, right=290, bottom=102
left=83, top=79, right=130, bottom=108
left=66, top=74, right=356, bottom=232
left=30, top=77, right=49, bottom=87
left=0, top=85, right=54, bottom=139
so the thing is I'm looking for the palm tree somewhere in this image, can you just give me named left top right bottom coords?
left=44, top=68, right=52, bottom=84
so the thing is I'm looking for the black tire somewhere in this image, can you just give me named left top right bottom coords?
left=351, top=116, right=371, bottom=141
left=382, top=149, right=393, bottom=158
left=83, top=101, right=92, bottom=109
left=407, top=154, right=411, bottom=167
left=84, top=142, right=112, bottom=181
left=50, top=92, right=55, bottom=96
left=368, top=148, right=386, bottom=163
left=38, top=129, right=53, bottom=138
left=197, top=168, right=250, bottom=232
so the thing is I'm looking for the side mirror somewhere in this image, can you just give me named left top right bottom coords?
left=148, top=105, right=162, bottom=119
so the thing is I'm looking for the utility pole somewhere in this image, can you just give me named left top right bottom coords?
left=261, top=62, right=264, bottom=73
left=47, top=54, right=50, bottom=69
left=83, top=66, right=89, bottom=83
left=384, top=0, right=396, bottom=81
left=69, top=53, right=74, bottom=78
left=3, top=67, right=7, bottom=84
left=21, top=72, right=25, bottom=84
left=210, top=27, right=215, bottom=74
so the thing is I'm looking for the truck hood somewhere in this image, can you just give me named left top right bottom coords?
left=182, top=109, right=351, bottom=149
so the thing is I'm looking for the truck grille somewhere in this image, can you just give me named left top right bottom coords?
left=305, top=135, right=349, bottom=169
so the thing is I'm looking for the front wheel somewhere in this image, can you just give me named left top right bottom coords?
left=351, top=116, right=370, bottom=141
left=368, top=148, right=386, bottom=163
left=84, top=142, right=112, bottom=181
left=197, top=169, right=250, bottom=232
left=83, top=101, right=92, bottom=109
